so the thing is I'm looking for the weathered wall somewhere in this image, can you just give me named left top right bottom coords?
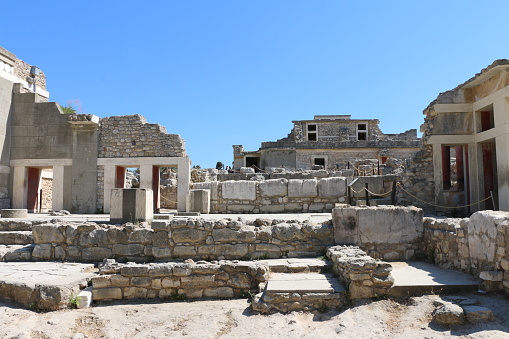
left=423, top=211, right=509, bottom=294
left=332, top=205, right=424, bottom=260
left=31, top=218, right=335, bottom=262
left=193, top=177, right=348, bottom=213
left=98, top=115, right=186, bottom=158
left=92, top=261, right=269, bottom=301
left=327, top=245, right=393, bottom=299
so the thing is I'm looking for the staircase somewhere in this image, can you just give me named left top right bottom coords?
left=0, top=220, right=34, bottom=261
left=251, top=258, right=347, bottom=313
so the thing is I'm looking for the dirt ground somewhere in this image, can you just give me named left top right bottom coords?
left=1, top=293, right=509, bottom=339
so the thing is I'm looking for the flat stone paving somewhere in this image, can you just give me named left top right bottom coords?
left=0, top=262, right=97, bottom=288
left=389, top=261, right=480, bottom=296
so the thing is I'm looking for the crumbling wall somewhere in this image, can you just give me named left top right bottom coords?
left=30, top=218, right=334, bottom=262
left=160, top=185, right=177, bottom=209
left=98, top=115, right=186, bottom=158
left=193, top=177, right=348, bottom=213
left=92, top=261, right=269, bottom=301
left=423, top=211, right=509, bottom=295
left=327, top=245, right=393, bottom=299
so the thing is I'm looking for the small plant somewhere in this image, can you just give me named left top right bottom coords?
left=169, top=290, right=186, bottom=300
left=317, top=303, right=330, bottom=313
left=69, top=295, right=79, bottom=308
left=373, top=293, right=389, bottom=301
left=59, top=99, right=83, bottom=114
left=281, top=250, right=289, bottom=257
left=29, top=302, right=38, bottom=311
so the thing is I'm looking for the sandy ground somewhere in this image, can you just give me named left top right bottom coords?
left=1, top=293, right=509, bottom=339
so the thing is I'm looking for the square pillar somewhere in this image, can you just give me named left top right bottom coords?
left=12, top=166, right=27, bottom=209
left=177, top=159, right=191, bottom=212
left=52, top=165, right=65, bottom=211
left=432, top=145, right=445, bottom=212
left=103, top=165, right=116, bottom=213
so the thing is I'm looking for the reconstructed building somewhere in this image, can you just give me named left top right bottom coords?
left=0, top=46, right=190, bottom=213
left=233, top=115, right=420, bottom=171
left=422, top=59, right=509, bottom=213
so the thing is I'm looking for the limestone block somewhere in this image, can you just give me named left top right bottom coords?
left=76, top=287, right=93, bottom=308
left=120, top=265, right=150, bottom=276
left=172, top=228, right=208, bottom=243
left=79, top=229, right=108, bottom=246
left=1, top=209, right=28, bottom=218
left=288, top=179, right=318, bottom=198
left=318, top=177, right=347, bottom=198
left=272, top=223, right=304, bottom=241
left=181, top=275, right=215, bottom=288
left=259, top=179, right=288, bottom=197
left=131, top=276, right=152, bottom=287
left=151, top=221, right=170, bottom=232
left=32, top=244, right=53, bottom=259
left=479, top=270, right=504, bottom=282
left=92, top=276, right=112, bottom=288
left=123, top=287, right=147, bottom=299
left=433, top=303, right=465, bottom=325
left=148, top=264, right=173, bottom=277
left=162, top=277, right=180, bottom=288
left=173, top=245, right=197, bottom=257
left=229, top=272, right=253, bottom=289
left=110, top=275, right=130, bottom=287
left=32, top=225, right=65, bottom=243
left=178, top=288, right=203, bottom=298
left=187, top=189, right=210, bottom=214
left=193, top=181, right=219, bottom=201
left=92, top=287, right=122, bottom=300
left=222, top=181, right=256, bottom=200
left=215, top=244, right=249, bottom=258
left=128, top=229, right=154, bottom=245
left=468, top=211, right=508, bottom=264
left=112, top=244, right=144, bottom=256
left=110, top=188, right=153, bottom=224
left=464, top=306, right=494, bottom=323
left=204, top=287, right=234, bottom=298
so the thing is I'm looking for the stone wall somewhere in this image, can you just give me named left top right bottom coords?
left=31, top=218, right=335, bottom=262
left=98, top=115, right=186, bottom=158
left=193, top=177, right=348, bottom=213
left=332, top=206, right=424, bottom=260
left=327, top=245, right=393, bottom=299
left=160, top=185, right=177, bottom=209
left=92, top=260, right=269, bottom=301
left=423, top=211, right=509, bottom=294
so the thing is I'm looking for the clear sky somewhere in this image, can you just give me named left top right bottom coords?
left=2, top=1, right=509, bottom=168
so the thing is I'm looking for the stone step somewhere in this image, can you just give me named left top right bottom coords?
left=252, top=272, right=346, bottom=313
left=0, top=244, right=34, bottom=261
left=255, top=258, right=331, bottom=273
left=0, top=262, right=97, bottom=311
left=388, top=261, right=480, bottom=297
left=0, top=231, right=33, bottom=245
left=0, top=220, right=32, bottom=231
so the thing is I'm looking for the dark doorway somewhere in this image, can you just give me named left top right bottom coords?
left=482, top=141, right=497, bottom=210
left=246, top=157, right=260, bottom=171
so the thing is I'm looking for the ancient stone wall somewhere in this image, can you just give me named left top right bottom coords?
left=160, top=185, right=177, bottom=209
left=92, top=260, right=269, bottom=301
left=14, top=58, right=47, bottom=91
left=98, top=115, right=186, bottom=158
left=423, top=211, right=509, bottom=294
left=327, top=245, right=393, bottom=299
left=332, top=206, right=424, bottom=260
left=30, top=218, right=334, bottom=262
left=193, top=178, right=348, bottom=213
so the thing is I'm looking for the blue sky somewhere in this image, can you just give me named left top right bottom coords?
left=2, top=1, right=509, bottom=168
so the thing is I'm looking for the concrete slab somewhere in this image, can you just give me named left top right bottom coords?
left=266, top=273, right=345, bottom=293
left=389, top=261, right=480, bottom=297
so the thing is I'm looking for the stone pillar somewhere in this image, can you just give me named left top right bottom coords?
left=186, top=189, right=210, bottom=213
left=103, top=165, right=116, bottom=213
left=52, top=165, right=65, bottom=211
left=139, top=164, right=153, bottom=190
left=110, top=188, right=153, bottom=224
left=494, top=98, right=509, bottom=211
left=12, top=166, right=27, bottom=209
left=177, top=159, right=191, bottom=212
left=432, top=145, right=445, bottom=213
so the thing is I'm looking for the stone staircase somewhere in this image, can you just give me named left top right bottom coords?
left=251, top=258, right=347, bottom=313
left=0, top=220, right=34, bottom=261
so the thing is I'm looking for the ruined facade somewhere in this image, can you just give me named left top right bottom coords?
left=0, top=46, right=190, bottom=213
left=421, top=60, right=509, bottom=213
left=233, top=115, right=421, bottom=171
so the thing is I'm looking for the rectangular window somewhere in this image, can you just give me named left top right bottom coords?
left=357, top=123, right=367, bottom=140
left=307, top=124, right=317, bottom=141
left=314, top=158, right=325, bottom=166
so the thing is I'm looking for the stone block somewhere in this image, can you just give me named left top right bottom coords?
left=110, top=188, right=153, bottom=224
left=172, top=228, right=208, bottom=243
left=76, top=287, right=93, bottom=308
left=318, top=177, right=347, bottom=198
left=82, top=247, right=112, bottom=261
left=121, top=265, right=150, bottom=276
left=204, top=287, right=234, bottom=298
left=32, top=224, right=65, bottom=243
left=112, top=244, right=143, bottom=256
left=173, top=246, right=197, bottom=257
left=123, top=287, right=147, bottom=299
left=92, top=287, right=122, bottom=300
left=1, top=209, right=28, bottom=218
left=259, top=179, right=288, bottom=197
left=221, top=181, right=256, bottom=200
left=110, top=275, right=130, bottom=287
left=162, top=277, right=181, bottom=288
left=215, top=244, right=249, bottom=258
left=464, top=306, right=494, bottom=323
left=187, top=189, right=211, bottom=214
left=479, top=270, right=504, bottom=282
left=131, top=276, right=152, bottom=287
left=181, top=275, right=215, bottom=288
left=32, top=244, right=53, bottom=259
left=92, top=276, right=112, bottom=288
left=433, top=303, right=465, bottom=325
left=288, top=179, right=318, bottom=197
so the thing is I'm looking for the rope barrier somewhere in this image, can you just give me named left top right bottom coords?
left=395, top=182, right=492, bottom=209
